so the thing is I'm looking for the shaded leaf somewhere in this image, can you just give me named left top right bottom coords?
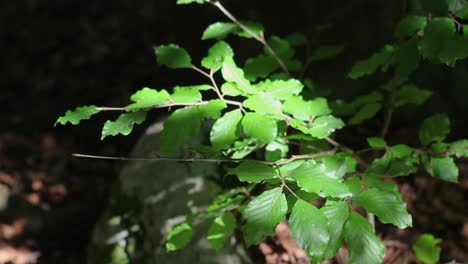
left=155, top=44, right=191, bottom=69
left=319, top=200, right=350, bottom=260
left=349, top=103, right=382, bottom=125
left=210, top=109, right=243, bottom=150
left=344, top=212, right=385, bottom=264
left=394, top=16, right=427, bottom=38
left=395, top=84, right=432, bottom=108
left=367, top=137, right=386, bottom=148
left=160, top=107, right=202, bottom=154
left=244, top=55, right=279, bottom=81
left=289, top=199, right=330, bottom=258
left=166, top=222, right=193, bottom=252
left=310, top=45, right=344, bottom=61
left=348, top=45, right=395, bottom=79
left=419, top=113, right=450, bottom=146
left=448, top=139, right=468, bottom=158
left=354, top=188, right=412, bottom=228
left=425, top=156, right=459, bottom=182
left=208, top=212, right=237, bottom=250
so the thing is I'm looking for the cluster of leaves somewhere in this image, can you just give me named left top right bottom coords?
left=57, top=0, right=468, bottom=263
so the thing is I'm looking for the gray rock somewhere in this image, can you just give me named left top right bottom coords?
left=88, top=121, right=251, bottom=264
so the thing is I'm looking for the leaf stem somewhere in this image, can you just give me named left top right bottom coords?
left=276, top=164, right=300, bottom=200
left=190, top=64, right=211, bottom=78
left=209, top=69, right=225, bottom=100
left=210, top=1, right=290, bottom=75
left=381, top=76, right=399, bottom=138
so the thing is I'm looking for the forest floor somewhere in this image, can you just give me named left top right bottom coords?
left=0, top=131, right=466, bottom=264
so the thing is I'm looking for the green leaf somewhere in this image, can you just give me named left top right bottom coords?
left=330, top=99, right=356, bottom=116
left=243, top=93, right=283, bottom=115
left=413, top=234, right=442, bottom=264
left=419, top=113, right=450, bottom=146
left=348, top=45, right=395, bottom=79
left=354, top=188, right=412, bottom=228
left=265, top=140, right=289, bottom=161
left=422, top=0, right=448, bottom=15
left=308, top=115, right=345, bottom=138
left=242, top=113, right=277, bottom=142
left=425, top=156, right=459, bottom=182
left=220, top=82, right=243, bottom=97
left=227, top=161, right=277, bottom=183
left=395, top=84, right=432, bottom=108
left=210, top=109, right=243, bottom=150
left=242, top=187, right=287, bottom=246
left=344, top=212, right=385, bottom=264
left=176, top=0, right=204, bottom=4
left=244, top=55, right=279, bottom=81
left=202, top=22, right=238, bottom=40
left=352, top=91, right=383, bottom=107
left=234, top=21, right=264, bottom=39
left=287, top=161, right=351, bottom=198
left=101, top=111, right=146, bottom=140
left=419, top=18, right=468, bottom=64
left=165, top=222, right=193, bottom=252
left=285, top=33, right=307, bottom=46
left=221, top=57, right=255, bottom=94
left=448, top=0, right=468, bottom=12
left=201, top=41, right=234, bottom=72
left=394, top=16, right=427, bottom=38
left=310, top=45, right=344, bottom=61
left=319, top=201, right=350, bottom=260
left=366, top=151, right=418, bottom=177
left=155, top=44, right=191, bottom=69
left=253, top=79, right=303, bottom=100
left=319, top=155, right=348, bottom=179
left=395, top=38, right=421, bottom=78
left=160, top=107, right=202, bottom=154
left=390, top=144, right=414, bottom=158
left=349, top=103, right=382, bottom=125
left=284, top=96, right=331, bottom=121
left=283, top=96, right=313, bottom=120
left=126, top=87, right=171, bottom=110
left=367, top=137, right=386, bottom=148
left=198, top=99, right=227, bottom=119
left=171, top=85, right=207, bottom=102
left=266, top=36, right=295, bottom=60
left=208, top=212, right=237, bottom=250
left=56, top=105, right=100, bottom=126
left=448, top=139, right=468, bottom=157
left=289, top=199, right=330, bottom=258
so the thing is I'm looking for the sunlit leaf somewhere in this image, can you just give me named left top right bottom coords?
left=166, top=222, right=193, bottom=251
left=101, top=112, right=146, bottom=140
left=56, top=105, right=100, bottom=126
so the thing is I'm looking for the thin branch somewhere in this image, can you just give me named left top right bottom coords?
left=210, top=1, right=290, bottom=75
left=381, top=77, right=398, bottom=138
left=72, top=149, right=336, bottom=166
left=276, top=164, right=300, bottom=200
left=325, top=137, right=369, bottom=167
left=209, top=69, right=224, bottom=99
left=190, top=64, right=211, bottom=78
left=96, top=101, right=210, bottom=112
